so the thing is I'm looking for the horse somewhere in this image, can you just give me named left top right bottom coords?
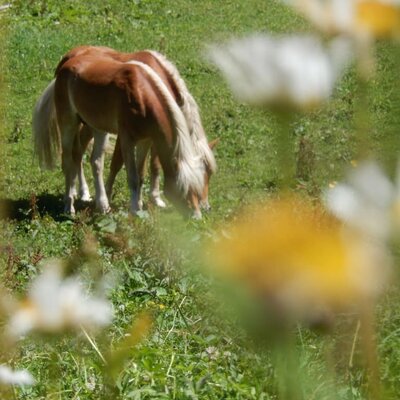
left=47, top=53, right=207, bottom=216
left=57, top=47, right=218, bottom=217
left=33, top=46, right=217, bottom=217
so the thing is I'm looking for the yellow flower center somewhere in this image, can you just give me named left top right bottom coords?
left=356, top=1, right=400, bottom=38
left=212, top=196, right=383, bottom=315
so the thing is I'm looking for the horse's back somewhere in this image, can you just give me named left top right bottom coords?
left=57, top=55, right=142, bottom=94
left=54, top=45, right=120, bottom=76
left=55, top=55, right=170, bottom=136
left=56, top=46, right=182, bottom=104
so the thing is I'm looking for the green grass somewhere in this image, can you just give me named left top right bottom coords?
left=2, top=0, right=400, bottom=399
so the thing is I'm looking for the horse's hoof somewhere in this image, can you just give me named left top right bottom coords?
left=80, top=193, right=92, bottom=202
left=96, top=200, right=111, bottom=214
left=152, top=197, right=167, bottom=208
left=191, top=210, right=202, bottom=220
left=97, top=206, right=111, bottom=214
left=64, top=206, right=76, bottom=216
left=63, top=195, right=76, bottom=215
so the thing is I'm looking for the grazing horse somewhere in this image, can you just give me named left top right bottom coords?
left=33, top=46, right=217, bottom=217
left=52, top=54, right=205, bottom=215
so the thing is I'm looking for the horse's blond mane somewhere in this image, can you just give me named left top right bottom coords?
left=147, top=51, right=217, bottom=173
left=125, top=60, right=204, bottom=196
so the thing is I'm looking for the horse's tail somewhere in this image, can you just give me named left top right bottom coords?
left=147, top=51, right=217, bottom=173
left=32, top=79, right=61, bottom=169
left=126, top=61, right=204, bottom=196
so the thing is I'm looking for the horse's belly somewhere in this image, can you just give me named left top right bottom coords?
left=71, top=80, right=119, bottom=133
left=77, top=107, right=118, bottom=133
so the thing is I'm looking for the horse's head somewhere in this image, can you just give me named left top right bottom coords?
left=164, top=138, right=218, bottom=219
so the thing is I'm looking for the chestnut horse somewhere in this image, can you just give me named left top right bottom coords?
left=50, top=54, right=206, bottom=215
left=33, top=46, right=216, bottom=217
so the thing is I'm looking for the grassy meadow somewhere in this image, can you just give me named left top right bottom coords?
left=1, top=0, right=400, bottom=399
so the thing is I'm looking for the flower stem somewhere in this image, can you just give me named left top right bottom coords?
left=276, top=112, right=295, bottom=188
left=360, top=305, right=382, bottom=400
left=354, top=39, right=375, bottom=161
left=274, top=331, right=304, bottom=400
left=380, top=41, right=400, bottom=176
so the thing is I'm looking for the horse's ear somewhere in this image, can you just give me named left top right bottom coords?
left=208, top=138, right=220, bottom=150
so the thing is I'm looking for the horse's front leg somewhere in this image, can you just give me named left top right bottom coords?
left=119, top=133, right=140, bottom=214
left=91, top=130, right=110, bottom=213
left=149, top=145, right=166, bottom=208
left=136, top=140, right=152, bottom=210
left=105, top=135, right=123, bottom=200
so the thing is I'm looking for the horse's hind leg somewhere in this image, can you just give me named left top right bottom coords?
left=91, top=130, right=110, bottom=213
left=149, top=145, right=166, bottom=208
left=77, top=124, right=93, bottom=202
left=60, top=120, right=81, bottom=215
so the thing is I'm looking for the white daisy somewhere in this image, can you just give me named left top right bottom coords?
left=8, top=261, right=113, bottom=337
left=325, top=160, right=400, bottom=239
left=208, top=35, right=352, bottom=110
left=0, top=365, right=35, bottom=386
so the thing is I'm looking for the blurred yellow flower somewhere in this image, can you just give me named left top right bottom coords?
left=211, top=196, right=389, bottom=322
left=356, top=1, right=400, bottom=38
left=284, top=0, right=400, bottom=39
